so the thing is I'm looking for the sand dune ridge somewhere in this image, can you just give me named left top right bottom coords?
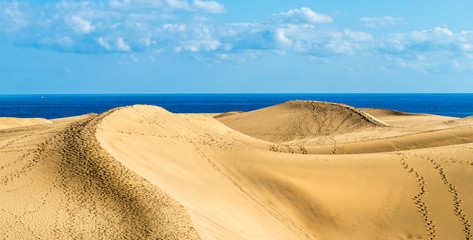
left=0, top=106, right=199, bottom=239
left=1, top=101, right=473, bottom=239
left=216, top=100, right=387, bottom=143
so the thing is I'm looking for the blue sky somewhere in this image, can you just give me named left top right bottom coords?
left=1, top=0, right=473, bottom=93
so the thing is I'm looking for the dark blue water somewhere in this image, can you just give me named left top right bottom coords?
left=0, top=94, right=472, bottom=119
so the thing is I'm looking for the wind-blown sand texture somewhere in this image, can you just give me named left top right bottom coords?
left=0, top=117, right=52, bottom=130
left=1, top=100, right=473, bottom=239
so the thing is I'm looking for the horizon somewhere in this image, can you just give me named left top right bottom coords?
left=2, top=2, right=473, bottom=238
left=1, top=92, right=473, bottom=95
left=1, top=93, right=472, bottom=119
left=1, top=0, right=473, bottom=93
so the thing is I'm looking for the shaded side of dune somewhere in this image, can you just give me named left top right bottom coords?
left=57, top=109, right=200, bottom=239
left=0, top=109, right=200, bottom=239
left=98, top=104, right=473, bottom=240
left=4, top=100, right=473, bottom=240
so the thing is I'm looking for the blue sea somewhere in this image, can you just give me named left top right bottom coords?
left=0, top=94, right=472, bottom=119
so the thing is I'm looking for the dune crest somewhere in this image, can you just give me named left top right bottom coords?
left=360, top=108, right=459, bottom=129
left=2, top=101, right=473, bottom=239
left=0, top=108, right=199, bottom=239
left=216, top=100, right=387, bottom=143
left=97, top=103, right=473, bottom=240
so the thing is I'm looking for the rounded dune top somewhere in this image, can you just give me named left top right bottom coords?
left=360, top=108, right=429, bottom=117
left=0, top=117, right=52, bottom=130
left=216, top=100, right=387, bottom=143
left=445, top=115, right=473, bottom=126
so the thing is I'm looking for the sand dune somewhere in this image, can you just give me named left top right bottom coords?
left=445, top=116, right=473, bottom=128
left=360, top=108, right=458, bottom=129
left=1, top=101, right=473, bottom=239
left=303, top=126, right=473, bottom=154
left=0, top=117, right=52, bottom=130
left=216, top=100, right=386, bottom=143
left=0, top=111, right=198, bottom=239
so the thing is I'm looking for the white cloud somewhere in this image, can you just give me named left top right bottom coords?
left=460, top=43, right=473, bottom=52
left=411, top=27, right=453, bottom=43
left=97, top=37, right=112, bottom=50
left=33, top=35, right=76, bottom=51
left=162, top=23, right=187, bottom=32
left=3, top=0, right=473, bottom=73
left=116, top=37, right=131, bottom=51
left=395, top=60, right=430, bottom=73
left=194, top=0, right=225, bottom=13
left=57, top=36, right=74, bottom=48
left=0, top=1, right=28, bottom=31
left=174, top=46, right=182, bottom=52
left=217, top=53, right=229, bottom=59
left=269, top=24, right=372, bottom=55
left=68, top=15, right=95, bottom=34
left=108, top=0, right=126, bottom=8
left=360, top=16, right=407, bottom=28
left=382, top=27, right=464, bottom=53
left=184, top=39, right=221, bottom=52
left=273, top=7, right=332, bottom=24
left=142, top=37, right=155, bottom=47
left=104, top=0, right=227, bottom=13
left=344, top=29, right=373, bottom=41
left=276, top=28, right=293, bottom=45
left=326, top=41, right=358, bottom=55
left=110, top=0, right=164, bottom=9
left=165, top=0, right=191, bottom=10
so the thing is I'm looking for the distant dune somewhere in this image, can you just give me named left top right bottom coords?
left=445, top=115, right=473, bottom=128
left=216, top=100, right=387, bottom=143
left=1, top=101, right=473, bottom=239
left=0, top=117, right=52, bottom=130
left=360, top=108, right=458, bottom=129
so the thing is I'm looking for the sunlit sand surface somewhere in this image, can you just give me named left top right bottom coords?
left=1, top=101, right=472, bottom=239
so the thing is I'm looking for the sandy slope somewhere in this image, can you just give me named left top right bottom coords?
left=215, top=100, right=386, bottom=143
left=360, top=108, right=458, bottom=129
left=1, top=101, right=473, bottom=239
left=0, top=111, right=199, bottom=239
left=0, top=117, right=52, bottom=130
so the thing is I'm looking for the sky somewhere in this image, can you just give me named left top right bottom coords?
left=1, top=0, right=473, bottom=93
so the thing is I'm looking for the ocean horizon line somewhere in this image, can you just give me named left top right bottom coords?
left=1, top=92, right=473, bottom=96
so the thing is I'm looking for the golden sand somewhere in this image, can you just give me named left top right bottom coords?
left=1, top=101, right=472, bottom=239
